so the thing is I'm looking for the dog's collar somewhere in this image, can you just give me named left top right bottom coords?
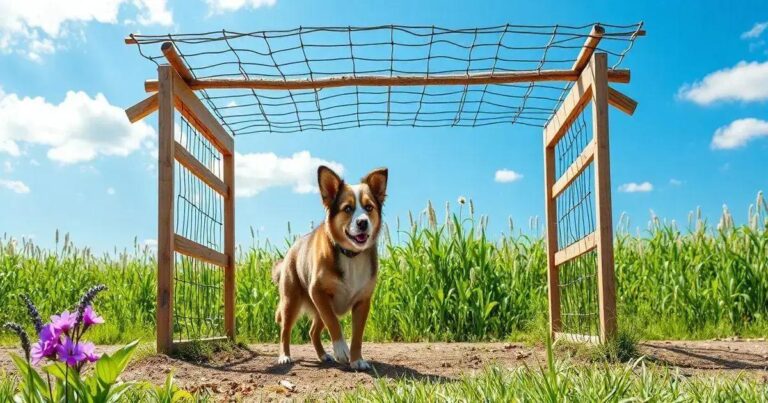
left=336, top=243, right=360, bottom=258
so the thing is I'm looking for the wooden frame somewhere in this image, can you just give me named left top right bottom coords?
left=125, top=24, right=639, bottom=351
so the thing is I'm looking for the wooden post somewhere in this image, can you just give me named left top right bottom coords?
left=543, top=133, right=561, bottom=337
left=157, top=65, right=175, bottom=354
left=223, top=153, right=236, bottom=340
left=590, top=53, right=617, bottom=342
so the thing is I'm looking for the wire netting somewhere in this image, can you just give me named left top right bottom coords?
left=554, top=102, right=599, bottom=336
left=128, top=23, right=642, bottom=134
left=173, top=114, right=226, bottom=341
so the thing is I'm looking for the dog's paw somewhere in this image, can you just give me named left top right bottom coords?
left=332, top=339, right=350, bottom=364
left=277, top=355, right=293, bottom=365
left=350, top=359, right=371, bottom=371
left=318, top=353, right=334, bottom=363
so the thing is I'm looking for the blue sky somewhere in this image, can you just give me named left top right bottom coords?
left=0, top=0, right=767, bottom=253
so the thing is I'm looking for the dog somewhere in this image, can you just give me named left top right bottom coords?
left=271, top=165, right=388, bottom=370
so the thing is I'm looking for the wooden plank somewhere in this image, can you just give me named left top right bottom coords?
left=608, top=87, right=638, bottom=116
left=554, top=232, right=597, bottom=266
left=174, top=234, right=228, bottom=268
left=554, top=332, right=600, bottom=345
left=590, top=53, right=618, bottom=343
left=543, top=63, right=594, bottom=148
left=552, top=140, right=596, bottom=198
left=544, top=131, right=561, bottom=336
left=171, top=72, right=235, bottom=156
left=143, top=68, right=631, bottom=92
left=572, top=25, right=605, bottom=72
left=223, top=153, right=236, bottom=340
left=173, top=142, right=228, bottom=196
left=125, top=93, right=158, bottom=123
left=156, top=65, right=175, bottom=355
left=162, top=42, right=195, bottom=82
left=124, top=35, right=137, bottom=45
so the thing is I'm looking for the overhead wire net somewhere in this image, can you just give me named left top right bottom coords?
left=173, top=113, right=226, bottom=341
left=128, top=23, right=642, bottom=135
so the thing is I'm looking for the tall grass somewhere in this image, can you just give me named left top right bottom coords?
left=1, top=193, right=766, bottom=344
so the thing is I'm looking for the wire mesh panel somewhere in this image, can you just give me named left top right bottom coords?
left=128, top=23, right=643, bottom=135
left=173, top=115, right=226, bottom=341
left=553, top=103, right=599, bottom=337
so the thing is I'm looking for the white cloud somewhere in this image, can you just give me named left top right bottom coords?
left=106, top=187, right=116, bottom=195
left=494, top=169, right=523, bottom=183
left=618, top=182, right=653, bottom=193
left=678, top=61, right=768, bottom=105
left=235, top=151, right=343, bottom=197
left=669, top=178, right=683, bottom=186
left=0, top=0, right=173, bottom=60
left=205, top=0, right=276, bottom=14
left=711, top=118, right=768, bottom=149
left=0, top=179, right=30, bottom=194
left=742, top=21, right=768, bottom=39
left=0, top=89, right=155, bottom=164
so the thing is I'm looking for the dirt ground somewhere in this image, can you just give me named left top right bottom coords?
left=2, top=340, right=767, bottom=401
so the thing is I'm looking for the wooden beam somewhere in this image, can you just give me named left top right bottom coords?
left=162, top=42, right=194, bottom=82
left=544, top=63, right=594, bottom=148
left=143, top=68, right=631, bottom=92
left=170, top=71, right=235, bottom=156
left=552, top=140, right=595, bottom=198
left=156, top=65, right=175, bottom=355
left=554, top=232, right=597, bottom=266
left=223, top=152, right=236, bottom=340
left=572, top=25, right=605, bottom=72
left=544, top=128, right=561, bottom=336
left=554, top=332, right=600, bottom=345
left=174, top=142, right=228, bottom=196
left=125, top=93, right=158, bottom=123
left=608, top=87, right=637, bottom=116
left=174, top=234, right=228, bottom=268
left=590, top=53, right=618, bottom=343
left=124, top=36, right=137, bottom=45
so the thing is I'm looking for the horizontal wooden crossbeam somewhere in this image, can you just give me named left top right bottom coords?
left=552, top=140, right=595, bottom=198
left=554, top=232, right=597, bottom=266
left=174, top=234, right=228, bottom=267
left=143, top=68, right=631, bottom=92
left=174, top=142, right=228, bottom=196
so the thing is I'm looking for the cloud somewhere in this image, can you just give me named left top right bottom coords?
left=2, top=160, right=11, bottom=173
left=494, top=169, right=523, bottom=183
left=618, top=182, right=653, bottom=193
left=106, top=187, right=116, bottom=195
left=678, top=61, right=768, bottom=105
left=0, top=89, right=155, bottom=163
left=0, top=179, right=30, bottom=194
left=742, top=21, right=768, bottom=39
left=0, top=0, right=173, bottom=60
left=669, top=178, right=683, bottom=186
left=235, top=151, right=343, bottom=197
left=205, top=0, right=276, bottom=14
left=711, top=118, right=768, bottom=149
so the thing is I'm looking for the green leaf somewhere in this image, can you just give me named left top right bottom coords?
left=95, top=340, right=139, bottom=386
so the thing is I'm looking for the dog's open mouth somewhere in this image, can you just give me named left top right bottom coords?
left=346, top=230, right=369, bottom=245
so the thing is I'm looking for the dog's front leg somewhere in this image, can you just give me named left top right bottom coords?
left=309, top=283, right=350, bottom=364
left=350, top=298, right=371, bottom=370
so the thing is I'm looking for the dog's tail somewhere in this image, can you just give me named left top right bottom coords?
left=271, top=258, right=283, bottom=285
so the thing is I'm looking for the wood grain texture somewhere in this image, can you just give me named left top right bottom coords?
left=554, top=232, right=597, bottom=266
left=171, top=73, right=234, bottom=156
left=552, top=140, right=595, bottom=198
left=223, top=153, right=236, bottom=340
left=173, top=142, right=228, bottom=196
left=174, top=234, right=228, bottom=268
left=544, top=131, right=561, bottom=335
left=125, top=93, right=158, bottom=123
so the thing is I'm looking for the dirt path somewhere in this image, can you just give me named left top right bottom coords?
left=2, top=340, right=766, bottom=401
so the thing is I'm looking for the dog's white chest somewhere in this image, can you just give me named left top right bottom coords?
left=333, top=255, right=374, bottom=313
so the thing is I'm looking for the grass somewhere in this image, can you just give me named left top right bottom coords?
left=1, top=193, right=767, bottom=345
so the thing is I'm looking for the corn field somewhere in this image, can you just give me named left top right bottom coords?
left=1, top=192, right=766, bottom=344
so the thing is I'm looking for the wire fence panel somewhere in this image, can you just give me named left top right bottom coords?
left=128, top=23, right=642, bottom=135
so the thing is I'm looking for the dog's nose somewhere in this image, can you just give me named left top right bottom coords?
left=356, top=218, right=368, bottom=231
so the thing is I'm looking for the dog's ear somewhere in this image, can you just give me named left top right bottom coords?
left=318, top=165, right=343, bottom=208
left=362, top=168, right=388, bottom=205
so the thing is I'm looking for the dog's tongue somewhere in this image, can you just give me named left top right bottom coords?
left=354, top=234, right=368, bottom=243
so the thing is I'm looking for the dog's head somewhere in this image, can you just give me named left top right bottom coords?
left=317, top=165, right=388, bottom=253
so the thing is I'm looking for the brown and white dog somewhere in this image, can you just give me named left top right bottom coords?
left=271, top=165, right=388, bottom=370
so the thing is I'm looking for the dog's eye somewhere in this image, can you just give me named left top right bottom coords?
left=364, top=205, right=374, bottom=212
left=343, top=205, right=353, bottom=213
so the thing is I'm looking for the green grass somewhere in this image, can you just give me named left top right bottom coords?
left=1, top=193, right=767, bottom=344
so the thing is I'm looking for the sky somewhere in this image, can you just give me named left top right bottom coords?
left=0, top=0, right=767, bottom=253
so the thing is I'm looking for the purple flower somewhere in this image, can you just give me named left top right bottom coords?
left=80, top=342, right=100, bottom=363
left=82, top=306, right=104, bottom=328
left=51, top=311, right=76, bottom=333
left=56, top=337, right=86, bottom=367
left=30, top=324, right=60, bottom=365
